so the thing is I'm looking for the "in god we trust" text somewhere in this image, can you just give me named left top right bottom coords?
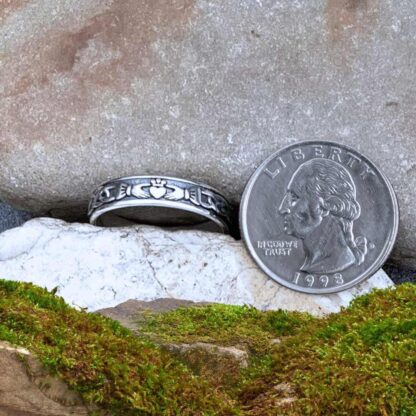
left=257, top=240, right=299, bottom=256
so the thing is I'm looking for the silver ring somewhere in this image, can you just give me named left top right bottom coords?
left=88, top=176, right=233, bottom=234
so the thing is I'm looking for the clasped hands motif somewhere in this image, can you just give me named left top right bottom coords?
left=90, top=178, right=228, bottom=217
left=130, top=179, right=193, bottom=201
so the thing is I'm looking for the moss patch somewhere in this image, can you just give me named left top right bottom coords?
left=0, top=279, right=236, bottom=415
left=140, top=284, right=416, bottom=416
left=0, top=279, right=415, bottom=416
left=140, top=303, right=313, bottom=355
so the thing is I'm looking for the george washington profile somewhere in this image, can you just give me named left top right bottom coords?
left=278, top=158, right=368, bottom=274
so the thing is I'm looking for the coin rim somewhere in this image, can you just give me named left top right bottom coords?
left=239, top=140, right=399, bottom=294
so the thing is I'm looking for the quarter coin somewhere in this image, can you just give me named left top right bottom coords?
left=240, top=141, right=399, bottom=294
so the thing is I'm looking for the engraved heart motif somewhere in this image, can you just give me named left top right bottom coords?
left=149, top=186, right=167, bottom=199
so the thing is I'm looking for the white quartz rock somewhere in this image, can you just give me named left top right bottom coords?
left=0, top=218, right=393, bottom=316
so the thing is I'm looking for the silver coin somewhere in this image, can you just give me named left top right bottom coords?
left=240, top=141, right=399, bottom=294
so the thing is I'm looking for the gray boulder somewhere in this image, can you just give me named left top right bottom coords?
left=0, top=1, right=414, bottom=265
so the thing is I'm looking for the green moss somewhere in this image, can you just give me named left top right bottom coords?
left=139, top=304, right=314, bottom=396
left=0, top=279, right=236, bottom=416
left=240, top=284, right=416, bottom=416
left=140, top=303, right=313, bottom=355
left=140, top=284, right=416, bottom=416
left=1, top=278, right=415, bottom=416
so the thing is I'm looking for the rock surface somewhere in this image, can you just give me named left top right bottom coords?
left=0, top=200, right=33, bottom=234
left=98, top=298, right=210, bottom=331
left=0, top=218, right=393, bottom=316
left=166, top=342, right=249, bottom=385
left=0, top=1, right=415, bottom=266
left=166, top=342, right=249, bottom=368
left=0, top=341, right=92, bottom=416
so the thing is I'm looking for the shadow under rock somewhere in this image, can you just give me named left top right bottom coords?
left=384, top=262, right=416, bottom=285
left=0, top=201, right=33, bottom=233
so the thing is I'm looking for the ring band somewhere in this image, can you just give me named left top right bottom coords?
left=88, top=176, right=233, bottom=234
